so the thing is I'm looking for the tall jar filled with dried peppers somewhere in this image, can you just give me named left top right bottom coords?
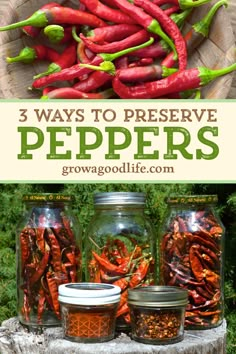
left=85, top=192, right=157, bottom=331
left=159, top=195, right=225, bottom=330
left=16, top=194, right=82, bottom=329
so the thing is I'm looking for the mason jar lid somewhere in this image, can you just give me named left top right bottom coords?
left=22, top=194, right=74, bottom=203
left=94, top=192, right=146, bottom=205
left=166, top=195, right=218, bottom=206
left=128, top=286, right=188, bottom=307
left=59, top=283, right=121, bottom=305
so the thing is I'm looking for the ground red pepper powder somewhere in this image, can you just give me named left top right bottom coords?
left=59, top=283, right=121, bottom=343
left=62, top=306, right=117, bottom=338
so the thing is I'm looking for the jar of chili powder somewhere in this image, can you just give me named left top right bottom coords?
left=85, top=192, right=157, bottom=331
left=128, top=286, right=188, bottom=344
left=16, top=193, right=82, bottom=329
left=58, top=283, right=121, bottom=342
left=159, top=195, right=225, bottom=329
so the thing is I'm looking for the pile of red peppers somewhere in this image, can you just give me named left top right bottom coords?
left=1, top=0, right=235, bottom=99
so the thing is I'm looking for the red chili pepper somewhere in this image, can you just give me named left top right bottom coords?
left=0, top=6, right=106, bottom=31
left=46, top=271, right=61, bottom=319
left=100, top=0, right=120, bottom=7
left=20, top=230, right=30, bottom=272
left=129, top=58, right=154, bottom=67
left=86, top=24, right=141, bottom=44
left=164, top=5, right=180, bottom=16
left=6, top=45, right=60, bottom=64
left=189, top=246, right=205, bottom=282
left=80, top=0, right=136, bottom=24
left=73, top=71, right=112, bottom=92
left=112, top=63, right=236, bottom=99
left=126, top=8, right=190, bottom=59
left=22, top=2, right=62, bottom=37
left=162, top=0, right=227, bottom=68
left=42, top=86, right=58, bottom=96
left=117, top=288, right=128, bottom=308
left=63, top=246, right=78, bottom=266
left=47, top=228, right=62, bottom=273
left=80, top=29, right=150, bottom=54
left=32, top=38, right=153, bottom=88
left=29, top=251, right=50, bottom=285
left=61, top=214, right=76, bottom=245
left=42, top=87, right=115, bottom=99
left=91, top=251, right=129, bottom=275
left=129, top=258, right=151, bottom=288
left=116, top=302, right=129, bottom=318
left=112, top=0, right=177, bottom=56
left=112, top=277, right=130, bottom=291
left=118, top=64, right=177, bottom=83
left=134, top=0, right=187, bottom=70
left=34, top=42, right=77, bottom=79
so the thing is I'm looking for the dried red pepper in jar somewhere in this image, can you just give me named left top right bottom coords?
left=159, top=195, right=224, bottom=329
left=16, top=194, right=82, bottom=328
left=85, top=192, right=157, bottom=331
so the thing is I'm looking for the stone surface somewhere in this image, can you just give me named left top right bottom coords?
left=0, top=317, right=227, bottom=354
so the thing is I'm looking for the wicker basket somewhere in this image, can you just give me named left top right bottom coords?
left=0, top=0, right=235, bottom=99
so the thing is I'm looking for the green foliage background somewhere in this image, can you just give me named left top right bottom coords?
left=0, top=183, right=235, bottom=352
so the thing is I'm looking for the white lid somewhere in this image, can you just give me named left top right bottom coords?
left=58, top=283, right=121, bottom=305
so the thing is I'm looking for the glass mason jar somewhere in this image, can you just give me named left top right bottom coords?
left=85, top=192, right=157, bottom=331
left=16, top=194, right=82, bottom=329
left=59, top=283, right=121, bottom=343
left=128, top=286, right=188, bottom=345
left=159, top=195, right=225, bottom=330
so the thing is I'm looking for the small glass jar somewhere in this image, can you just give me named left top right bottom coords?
left=58, top=283, right=121, bottom=343
left=85, top=192, right=157, bottom=331
left=128, top=286, right=188, bottom=345
left=16, top=194, right=82, bottom=329
left=159, top=195, right=225, bottom=330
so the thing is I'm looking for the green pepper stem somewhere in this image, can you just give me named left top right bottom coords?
left=41, top=95, right=49, bottom=100
left=194, top=90, right=201, bottom=99
left=162, top=66, right=178, bottom=77
left=100, top=37, right=154, bottom=61
left=0, top=10, right=48, bottom=31
left=79, top=61, right=116, bottom=75
left=86, top=29, right=94, bottom=38
left=193, top=0, right=228, bottom=37
left=33, top=63, right=61, bottom=79
left=44, top=25, right=65, bottom=43
left=148, top=20, right=177, bottom=60
left=171, top=8, right=192, bottom=28
left=6, top=47, right=36, bottom=64
left=180, top=0, right=212, bottom=10
left=72, top=26, right=81, bottom=43
left=199, top=62, right=236, bottom=86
